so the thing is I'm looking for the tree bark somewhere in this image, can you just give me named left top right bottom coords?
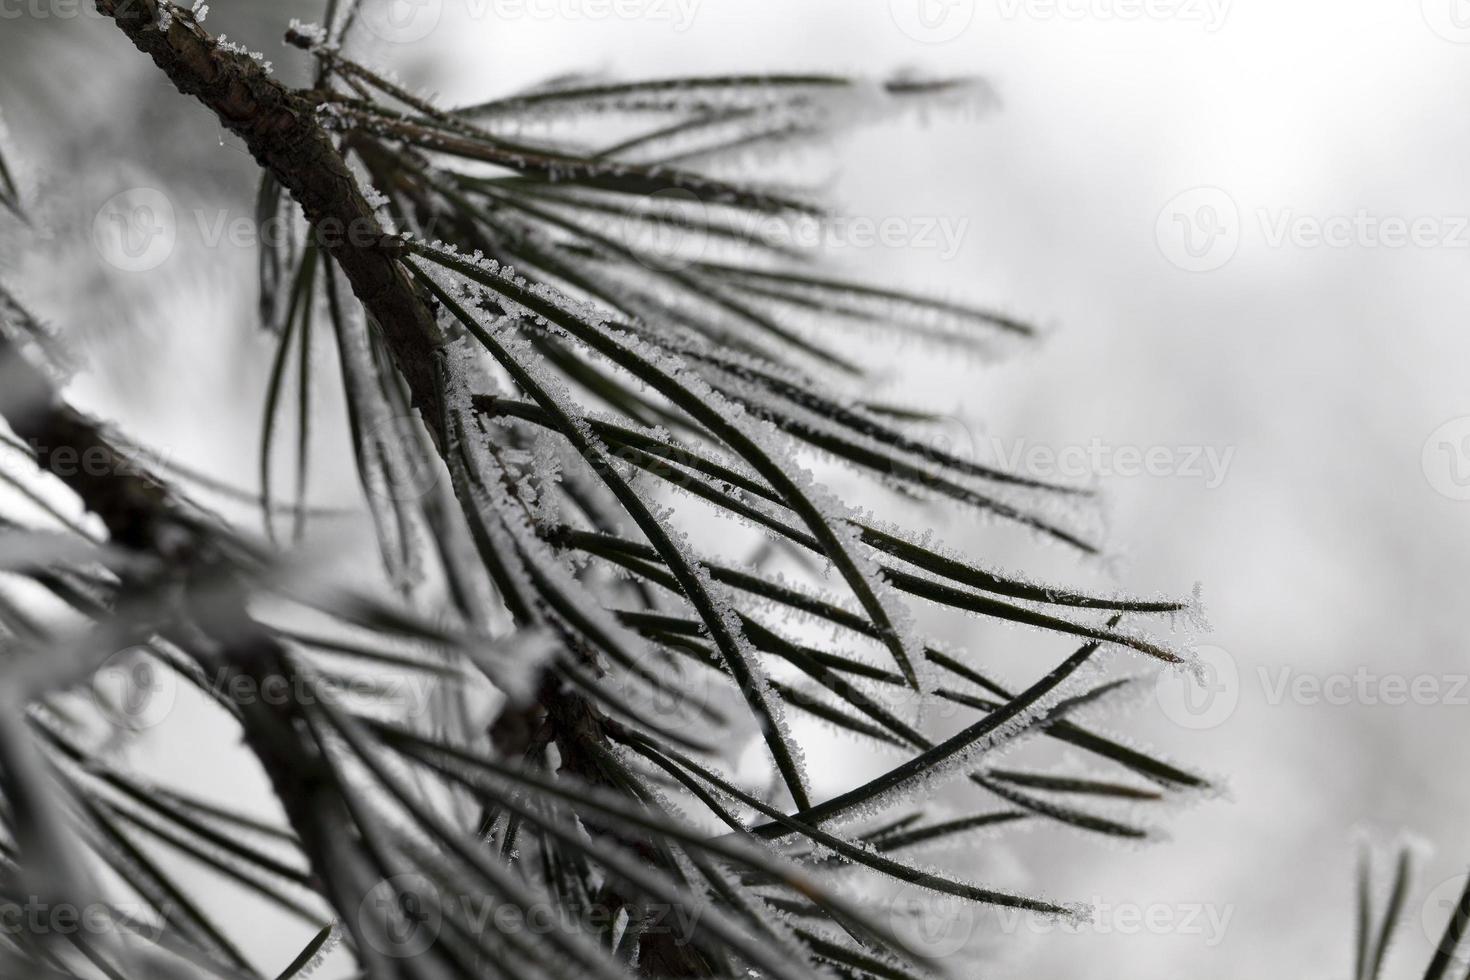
left=0, top=308, right=420, bottom=977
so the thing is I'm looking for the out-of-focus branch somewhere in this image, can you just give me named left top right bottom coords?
left=0, top=319, right=184, bottom=556
left=0, top=301, right=404, bottom=976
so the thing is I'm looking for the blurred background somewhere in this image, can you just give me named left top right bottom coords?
left=4, top=0, right=1470, bottom=977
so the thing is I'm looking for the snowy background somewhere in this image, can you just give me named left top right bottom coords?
left=5, top=0, right=1470, bottom=977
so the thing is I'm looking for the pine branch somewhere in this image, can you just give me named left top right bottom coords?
left=0, top=6, right=1211, bottom=976
left=94, top=0, right=448, bottom=435
left=0, top=299, right=423, bottom=977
